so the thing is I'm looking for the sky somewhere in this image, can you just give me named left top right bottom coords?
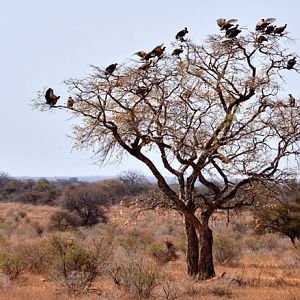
left=0, top=0, right=299, bottom=178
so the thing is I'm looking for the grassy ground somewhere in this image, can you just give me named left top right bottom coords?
left=0, top=203, right=299, bottom=299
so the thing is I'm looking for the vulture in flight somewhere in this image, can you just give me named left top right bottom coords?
left=217, top=18, right=238, bottom=31
left=105, top=63, right=118, bottom=75
left=67, top=96, right=74, bottom=108
left=175, top=27, right=188, bottom=41
left=45, top=88, right=60, bottom=106
left=255, top=18, right=276, bottom=31
left=288, top=94, right=296, bottom=107
left=287, top=57, right=296, bottom=70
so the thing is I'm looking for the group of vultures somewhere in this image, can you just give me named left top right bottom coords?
left=45, top=18, right=297, bottom=108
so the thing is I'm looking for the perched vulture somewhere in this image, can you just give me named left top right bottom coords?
left=139, top=60, right=152, bottom=71
left=265, top=25, right=275, bottom=34
left=274, top=24, right=287, bottom=35
left=175, top=27, right=188, bottom=41
left=67, top=96, right=74, bottom=108
left=255, top=18, right=276, bottom=31
left=136, top=86, right=148, bottom=97
left=288, top=94, right=296, bottom=107
left=105, top=63, right=118, bottom=75
left=172, top=46, right=183, bottom=56
left=45, top=88, right=60, bottom=106
left=217, top=18, right=238, bottom=31
left=226, top=25, right=241, bottom=38
left=151, top=44, right=166, bottom=58
left=257, top=35, right=268, bottom=43
left=134, top=51, right=148, bottom=59
left=287, top=57, right=296, bottom=70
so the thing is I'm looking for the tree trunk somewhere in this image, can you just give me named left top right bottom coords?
left=199, top=217, right=215, bottom=279
left=184, top=217, right=199, bottom=277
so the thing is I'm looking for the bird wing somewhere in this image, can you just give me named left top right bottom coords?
left=227, top=19, right=238, bottom=24
left=265, top=17, right=276, bottom=23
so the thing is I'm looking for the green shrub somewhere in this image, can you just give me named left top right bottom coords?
left=111, top=258, right=160, bottom=299
left=47, top=234, right=101, bottom=294
left=213, top=235, right=240, bottom=265
left=0, top=252, right=24, bottom=279
left=149, top=241, right=178, bottom=265
left=47, top=210, right=81, bottom=232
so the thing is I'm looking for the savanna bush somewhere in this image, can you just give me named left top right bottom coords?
left=213, top=235, right=240, bottom=265
left=47, top=234, right=102, bottom=294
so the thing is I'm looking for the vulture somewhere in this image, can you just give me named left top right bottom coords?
left=255, top=18, right=276, bottom=31
left=257, top=35, right=268, bottom=43
left=287, top=57, right=296, bottom=70
left=265, top=25, right=275, bottom=34
left=274, top=24, right=287, bottom=35
left=288, top=94, right=296, bottom=107
left=105, top=63, right=118, bottom=75
left=139, top=60, right=152, bottom=71
left=67, top=96, right=74, bottom=108
left=175, top=27, right=188, bottom=41
left=172, top=46, right=183, bottom=56
left=151, top=44, right=166, bottom=58
left=136, top=86, right=148, bottom=97
left=226, top=25, right=241, bottom=38
left=217, top=18, right=238, bottom=31
left=45, top=88, right=60, bottom=106
left=134, top=51, right=148, bottom=59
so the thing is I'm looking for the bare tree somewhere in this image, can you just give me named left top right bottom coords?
left=118, top=169, right=147, bottom=185
left=35, top=20, right=300, bottom=279
left=0, top=171, right=10, bottom=188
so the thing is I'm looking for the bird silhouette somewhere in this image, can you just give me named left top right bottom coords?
left=255, top=18, right=276, bottom=31
left=175, top=27, right=188, bottom=41
left=105, top=63, right=118, bottom=76
left=265, top=25, right=275, bottom=34
left=257, top=35, right=268, bottom=43
left=288, top=94, right=296, bottom=107
left=217, top=19, right=238, bottom=31
left=274, top=24, right=287, bottom=35
left=45, top=88, right=60, bottom=106
left=226, top=25, right=241, bottom=38
left=136, top=86, right=148, bottom=97
left=134, top=51, right=148, bottom=59
left=287, top=57, right=296, bottom=70
left=172, top=46, right=183, bottom=56
left=67, top=96, right=74, bottom=108
left=151, top=44, right=166, bottom=58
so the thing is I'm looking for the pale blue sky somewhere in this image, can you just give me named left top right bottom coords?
left=1, top=0, right=299, bottom=177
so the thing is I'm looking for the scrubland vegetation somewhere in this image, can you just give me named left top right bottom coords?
left=0, top=171, right=299, bottom=299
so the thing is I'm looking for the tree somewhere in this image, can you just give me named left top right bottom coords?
left=118, top=169, right=147, bottom=185
left=254, top=192, right=300, bottom=245
left=35, top=20, right=300, bottom=279
left=0, top=171, right=10, bottom=189
left=63, top=183, right=108, bottom=226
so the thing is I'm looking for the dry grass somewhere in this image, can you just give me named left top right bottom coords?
left=0, top=203, right=299, bottom=299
